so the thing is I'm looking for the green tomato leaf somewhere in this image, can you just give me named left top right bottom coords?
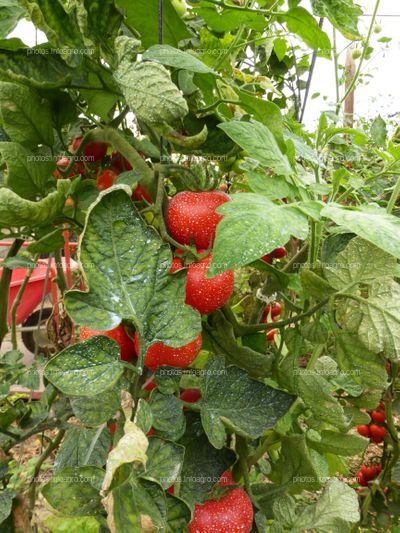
left=150, top=390, right=186, bottom=441
left=321, top=204, right=400, bottom=261
left=247, top=170, right=297, bottom=199
left=140, top=437, right=184, bottom=489
left=44, top=336, right=124, bottom=397
left=0, top=48, right=77, bottom=88
left=195, top=6, right=266, bottom=32
left=200, top=358, right=296, bottom=448
left=64, top=188, right=201, bottom=352
left=165, top=493, right=192, bottom=532
left=297, top=373, right=348, bottom=429
left=179, top=413, right=236, bottom=505
left=19, top=0, right=85, bottom=67
left=209, top=193, right=309, bottom=276
left=311, top=0, right=362, bottom=40
left=344, top=278, right=400, bottom=360
left=0, top=142, right=54, bottom=199
left=109, top=476, right=170, bottom=532
left=292, top=478, right=360, bottom=532
left=42, top=466, right=104, bottom=516
left=134, top=398, right=153, bottom=435
left=115, top=60, right=188, bottom=127
left=70, top=389, right=121, bottom=427
left=307, top=430, right=368, bottom=457
left=279, top=7, right=331, bottom=51
left=273, top=434, right=325, bottom=493
left=143, top=45, right=215, bottom=74
left=235, top=90, right=284, bottom=143
left=334, top=330, right=387, bottom=396
left=0, top=81, right=54, bottom=147
left=0, top=489, right=15, bottom=524
left=370, top=115, right=387, bottom=146
left=54, top=426, right=111, bottom=472
left=115, top=0, right=191, bottom=49
left=0, top=182, right=68, bottom=228
left=324, top=237, right=397, bottom=290
left=218, top=120, right=292, bottom=176
left=0, top=1, right=24, bottom=38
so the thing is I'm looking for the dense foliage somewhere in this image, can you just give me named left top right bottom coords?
left=0, top=0, right=399, bottom=531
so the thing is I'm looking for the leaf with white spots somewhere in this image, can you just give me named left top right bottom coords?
left=64, top=187, right=201, bottom=352
left=208, top=193, right=309, bottom=275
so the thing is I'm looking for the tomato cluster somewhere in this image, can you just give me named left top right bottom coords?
left=261, top=302, right=283, bottom=342
left=54, top=137, right=152, bottom=202
left=357, top=401, right=387, bottom=443
left=262, top=246, right=287, bottom=263
left=356, top=463, right=382, bottom=487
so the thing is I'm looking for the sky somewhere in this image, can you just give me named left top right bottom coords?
left=8, top=0, right=400, bottom=129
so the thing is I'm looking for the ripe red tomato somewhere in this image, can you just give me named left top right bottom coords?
left=143, top=380, right=157, bottom=392
left=109, top=422, right=117, bottom=434
left=369, top=423, right=387, bottom=443
left=72, top=137, right=108, bottom=162
left=273, top=247, right=287, bottom=259
left=134, top=332, right=202, bottom=371
left=263, top=302, right=282, bottom=320
left=356, top=425, right=370, bottom=438
left=96, top=169, right=118, bottom=191
left=356, top=471, right=368, bottom=487
left=371, top=409, right=386, bottom=423
left=219, top=470, right=235, bottom=486
left=166, top=191, right=230, bottom=249
left=266, top=329, right=277, bottom=342
left=132, top=184, right=153, bottom=203
left=185, top=253, right=234, bottom=314
left=111, top=150, right=133, bottom=173
left=79, top=325, right=136, bottom=362
left=53, top=156, right=85, bottom=178
left=261, top=254, right=273, bottom=264
left=180, top=388, right=201, bottom=404
left=170, top=256, right=183, bottom=273
left=189, top=476, right=253, bottom=533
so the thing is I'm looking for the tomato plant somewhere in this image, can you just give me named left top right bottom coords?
left=0, top=0, right=400, bottom=532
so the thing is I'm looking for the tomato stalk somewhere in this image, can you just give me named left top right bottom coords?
left=0, top=239, right=23, bottom=347
left=10, top=264, right=35, bottom=350
left=387, top=175, right=400, bottom=214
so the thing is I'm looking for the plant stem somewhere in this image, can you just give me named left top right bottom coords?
left=338, top=0, right=381, bottom=109
left=28, top=429, right=66, bottom=511
left=387, top=175, right=400, bottom=213
left=0, top=239, right=24, bottom=347
left=10, top=265, right=35, bottom=350
left=236, top=299, right=328, bottom=336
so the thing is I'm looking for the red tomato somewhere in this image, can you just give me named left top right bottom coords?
left=180, top=388, right=201, bottom=404
left=96, top=169, right=118, bottom=191
left=189, top=482, right=253, bottom=533
left=109, top=422, right=117, bottom=434
left=369, top=424, right=387, bottom=443
left=134, top=332, right=202, bottom=371
left=356, top=425, right=370, bottom=438
left=170, top=257, right=184, bottom=273
left=53, top=156, right=85, bottom=178
left=166, top=191, right=230, bottom=249
left=185, top=253, right=234, bottom=314
left=79, top=325, right=136, bottom=362
left=111, top=150, right=133, bottom=173
left=132, top=184, right=153, bottom=203
left=266, top=329, right=277, bottom=342
left=261, top=254, right=273, bottom=264
left=356, top=471, right=368, bottom=487
left=371, top=409, right=386, bottom=423
left=371, top=464, right=382, bottom=476
left=219, top=470, right=235, bottom=486
left=263, top=303, right=282, bottom=320
left=143, top=380, right=157, bottom=392
left=72, top=137, right=108, bottom=162
left=273, top=247, right=287, bottom=259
